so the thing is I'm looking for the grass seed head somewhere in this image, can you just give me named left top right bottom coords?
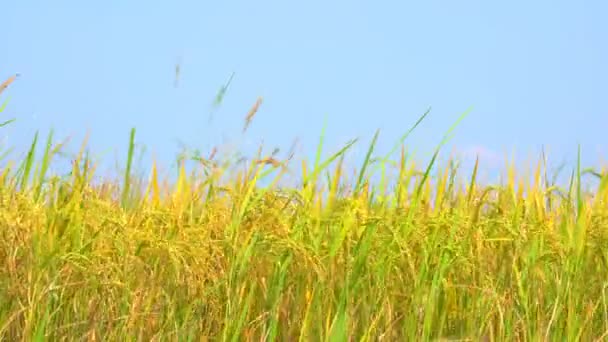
left=243, top=96, right=263, bottom=133
left=0, top=74, right=19, bottom=96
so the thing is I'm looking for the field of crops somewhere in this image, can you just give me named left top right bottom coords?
left=1, top=77, right=608, bottom=341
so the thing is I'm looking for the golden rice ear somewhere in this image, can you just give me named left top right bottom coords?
left=0, top=73, right=19, bottom=96
left=243, top=96, right=263, bottom=133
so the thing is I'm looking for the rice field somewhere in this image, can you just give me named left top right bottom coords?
left=1, top=76, right=608, bottom=341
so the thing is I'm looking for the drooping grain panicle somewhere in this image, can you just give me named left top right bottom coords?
left=255, top=157, right=284, bottom=169
left=0, top=74, right=19, bottom=96
left=243, top=96, right=263, bottom=133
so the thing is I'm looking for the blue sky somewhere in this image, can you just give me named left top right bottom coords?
left=1, top=1, right=607, bottom=184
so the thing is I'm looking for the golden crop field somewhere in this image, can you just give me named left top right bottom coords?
left=1, top=77, right=608, bottom=341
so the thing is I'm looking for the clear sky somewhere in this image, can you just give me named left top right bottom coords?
left=2, top=1, right=607, bottom=184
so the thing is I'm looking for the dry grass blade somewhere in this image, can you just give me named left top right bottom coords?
left=243, top=96, right=263, bottom=133
left=0, top=74, right=19, bottom=96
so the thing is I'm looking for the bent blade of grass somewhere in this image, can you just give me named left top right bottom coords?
left=408, top=107, right=472, bottom=224
left=367, top=106, right=432, bottom=200
left=377, top=106, right=432, bottom=166
left=302, top=138, right=358, bottom=205
left=0, top=118, right=15, bottom=128
left=304, top=139, right=358, bottom=188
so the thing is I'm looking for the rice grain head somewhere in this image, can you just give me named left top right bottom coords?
left=0, top=74, right=19, bottom=96
left=243, top=96, right=263, bottom=133
left=255, top=157, right=284, bottom=169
